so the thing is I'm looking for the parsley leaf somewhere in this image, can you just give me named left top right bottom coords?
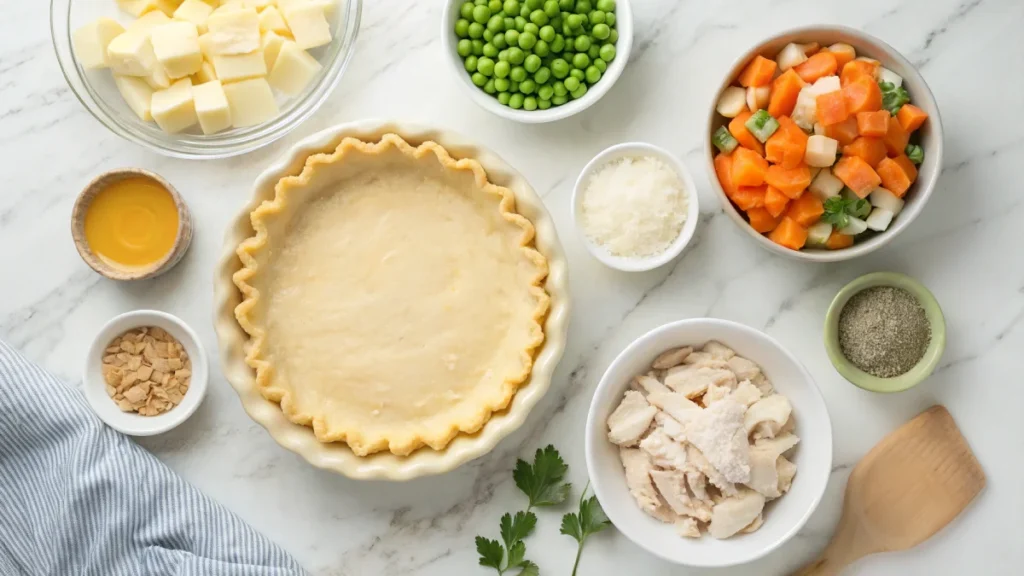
left=516, top=561, right=539, bottom=576
left=561, top=487, right=612, bottom=576
left=822, top=196, right=850, bottom=229
left=514, top=445, right=571, bottom=508
left=475, top=536, right=504, bottom=571
left=879, top=81, right=911, bottom=115
left=500, top=511, right=537, bottom=550
left=906, top=143, right=924, bottom=164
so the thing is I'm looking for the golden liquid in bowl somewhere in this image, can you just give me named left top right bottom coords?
left=84, top=177, right=178, bottom=269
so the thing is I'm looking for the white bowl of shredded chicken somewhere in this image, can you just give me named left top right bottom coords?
left=585, top=318, right=832, bottom=567
left=572, top=142, right=699, bottom=272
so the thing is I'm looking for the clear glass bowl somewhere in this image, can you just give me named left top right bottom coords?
left=50, top=0, right=361, bottom=159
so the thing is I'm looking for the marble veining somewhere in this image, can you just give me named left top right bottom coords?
left=2, top=0, right=1022, bottom=574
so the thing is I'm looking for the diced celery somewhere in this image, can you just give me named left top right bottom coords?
left=839, top=216, right=868, bottom=235
left=869, top=187, right=905, bottom=215
left=712, top=126, right=739, bottom=154
left=841, top=189, right=871, bottom=219
left=809, top=169, right=844, bottom=200
left=905, top=143, right=924, bottom=164
left=745, top=109, right=779, bottom=143
left=865, top=207, right=894, bottom=232
left=807, top=221, right=833, bottom=245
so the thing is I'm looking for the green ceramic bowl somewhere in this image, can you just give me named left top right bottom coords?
left=824, top=272, right=946, bottom=393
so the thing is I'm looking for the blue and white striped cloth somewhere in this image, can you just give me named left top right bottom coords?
left=0, top=340, right=307, bottom=576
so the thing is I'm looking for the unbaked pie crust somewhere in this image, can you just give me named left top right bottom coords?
left=233, top=134, right=550, bottom=456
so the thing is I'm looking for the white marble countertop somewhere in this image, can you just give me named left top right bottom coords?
left=2, top=0, right=1022, bottom=574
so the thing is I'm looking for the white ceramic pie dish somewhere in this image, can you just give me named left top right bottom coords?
left=585, top=318, right=832, bottom=567
left=213, top=119, right=570, bottom=480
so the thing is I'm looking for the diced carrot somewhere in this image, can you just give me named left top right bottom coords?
left=732, top=185, right=767, bottom=211
left=896, top=104, right=928, bottom=133
left=815, top=91, right=849, bottom=126
left=825, top=231, right=855, bottom=250
left=876, top=157, right=914, bottom=197
left=892, top=153, right=919, bottom=183
left=765, top=117, right=809, bottom=169
left=842, top=75, right=883, bottom=114
left=824, top=116, right=860, bottom=146
left=768, top=217, right=808, bottom=250
left=832, top=155, right=881, bottom=198
left=747, top=207, right=780, bottom=233
left=828, top=43, right=857, bottom=69
left=840, top=60, right=878, bottom=86
left=882, top=116, right=910, bottom=157
left=768, top=69, right=805, bottom=118
left=764, top=186, right=790, bottom=218
left=842, top=136, right=888, bottom=168
left=793, top=51, right=838, bottom=83
left=731, top=147, right=769, bottom=187
left=765, top=164, right=812, bottom=199
left=729, top=111, right=766, bottom=156
left=714, top=153, right=740, bottom=199
left=784, top=191, right=825, bottom=227
left=738, top=55, right=778, bottom=88
left=856, top=110, right=889, bottom=137
left=802, top=42, right=821, bottom=56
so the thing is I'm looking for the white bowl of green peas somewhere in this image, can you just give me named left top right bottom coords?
left=442, top=0, right=632, bottom=123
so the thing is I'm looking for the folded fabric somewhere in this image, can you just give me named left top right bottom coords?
left=0, top=340, right=307, bottom=576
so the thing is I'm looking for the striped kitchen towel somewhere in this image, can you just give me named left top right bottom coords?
left=0, top=340, right=307, bottom=576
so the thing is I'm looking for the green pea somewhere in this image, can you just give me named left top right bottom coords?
left=518, top=32, right=537, bottom=49
left=538, top=25, right=556, bottom=42
left=468, top=22, right=484, bottom=38
left=553, top=80, right=567, bottom=96
left=483, top=29, right=494, bottom=42
left=558, top=0, right=573, bottom=10
left=551, top=58, right=569, bottom=78
left=494, top=60, right=511, bottom=78
left=503, top=0, right=520, bottom=14
left=514, top=16, right=527, bottom=31
left=520, top=79, right=537, bottom=94
left=489, top=0, right=503, bottom=11
left=495, top=77, right=511, bottom=91
left=534, top=66, right=551, bottom=83
left=551, top=35, right=565, bottom=52
left=552, top=94, right=569, bottom=105
left=497, top=49, right=509, bottom=61
left=508, top=46, right=526, bottom=64
left=609, top=28, right=618, bottom=43
left=585, top=65, right=600, bottom=83
left=538, top=84, right=554, bottom=100
left=571, top=84, right=588, bottom=99
left=504, top=29, right=519, bottom=46
left=510, top=66, right=527, bottom=82
left=534, top=39, right=550, bottom=57
left=596, top=0, right=615, bottom=10
left=504, top=17, right=516, bottom=30
left=524, top=23, right=539, bottom=35
left=498, top=91, right=511, bottom=105
left=563, top=76, right=580, bottom=91
left=492, top=33, right=507, bottom=49
left=574, top=35, right=591, bottom=51
left=487, top=14, right=504, bottom=31
left=475, top=0, right=487, bottom=5
left=510, top=80, right=520, bottom=92
left=538, top=98, right=552, bottom=109
left=455, top=19, right=471, bottom=38
left=591, top=23, right=610, bottom=41
left=472, top=5, right=491, bottom=23
left=570, top=68, right=584, bottom=80
left=572, top=53, right=589, bottom=68
left=477, top=57, right=496, bottom=76
left=543, top=0, right=559, bottom=17
left=520, top=5, right=530, bottom=17
left=465, top=55, right=479, bottom=72
left=460, top=2, right=475, bottom=20
left=587, top=45, right=599, bottom=59
left=524, top=96, right=538, bottom=110
left=605, top=12, right=615, bottom=26
left=550, top=15, right=562, bottom=29
left=576, top=0, right=592, bottom=14
left=524, top=54, right=542, bottom=72
left=509, top=93, right=525, bottom=109
left=566, top=14, right=583, bottom=29
left=457, top=39, right=472, bottom=57
left=472, top=39, right=485, bottom=55
left=484, top=78, right=497, bottom=93
left=472, top=72, right=488, bottom=86
left=599, top=43, right=615, bottom=62
left=526, top=0, right=543, bottom=9
left=483, top=43, right=499, bottom=57
left=529, top=10, right=548, bottom=25
left=589, top=10, right=605, bottom=24
left=593, top=57, right=606, bottom=72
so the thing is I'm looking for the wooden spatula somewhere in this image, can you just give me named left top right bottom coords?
left=794, top=405, right=985, bottom=576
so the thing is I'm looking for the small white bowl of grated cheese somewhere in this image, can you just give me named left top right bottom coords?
left=572, top=142, right=699, bottom=272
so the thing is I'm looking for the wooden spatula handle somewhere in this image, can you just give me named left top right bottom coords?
left=791, top=519, right=872, bottom=576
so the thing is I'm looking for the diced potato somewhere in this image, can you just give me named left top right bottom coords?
left=813, top=122, right=825, bottom=136
left=809, top=169, right=844, bottom=200
left=839, top=216, right=868, bottom=236
left=878, top=67, right=903, bottom=88
left=807, top=221, right=833, bottom=245
left=716, top=86, right=747, bottom=118
left=865, top=208, right=894, bottom=232
left=746, top=85, right=770, bottom=112
left=792, top=76, right=841, bottom=130
left=869, top=187, right=905, bottom=215
left=776, top=43, right=808, bottom=72
left=805, top=135, right=839, bottom=168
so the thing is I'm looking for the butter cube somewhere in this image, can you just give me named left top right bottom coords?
left=279, top=0, right=335, bottom=13
left=151, top=21, right=203, bottom=79
left=144, top=63, right=172, bottom=89
left=116, top=0, right=153, bottom=17
left=214, top=0, right=245, bottom=12
left=193, top=80, right=232, bottom=134
left=261, top=31, right=287, bottom=71
left=150, top=0, right=186, bottom=16
left=268, top=41, right=321, bottom=96
left=244, top=0, right=275, bottom=8
left=128, top=10, right=172, bottom=35
left=151, top=78, right=198, bottom=133
left=107, top=30, right=158, bottom=76
left=198, top=33, right=216, bottom=60
left=73, top=18, right=126, bottom=69
left=173, top=0, right=214, bottom=33
left=114, top=75, right=155, bottom=121
left=205, top=8, right=261, bottom=54
left=258, top=6, right=291, bottom=36
left=211, top=50, right=266, bottom=82
left=223, top=77, right=279, bottom=127
left=192, top=59, right=218, bottom=83
left=282, top=3, right=331, bottom=50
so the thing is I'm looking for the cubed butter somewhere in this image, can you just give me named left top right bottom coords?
left=243, top=0, right=275, bottom=8
left=116, top=0, right=153, bottom=17
left=106, top=30, right=159, bottom=77
left=151, top=77, right=198, bottom=133
left=114, top=75, right=155, bottom=121
left=223, top=77, right=279, bottom=127
left=214, top=0, right=245, bottom=12
left=211, top=50, right=266, bottom=82
left=268, top=41, right=321, bottom=96
left=261, top=31, right=287, bottom=71
left=151, top=0, right=186, bottom=16
left=193, top=80, right=232, bottom=134
left=144, top=63, right=172, bottom=89
left=205, top=8, right=261, bottom=54
left=258, top=6, right=291, bottom=36
left=151, top=21, right=203, bottom=78
left=192, top=59, right=218, bottom=83
left=72, top=18, right=126, bottom=69
left=282, top=3, right=331, bottom=50
left=128, top=10, right=172, bottom=34
left=173, top=0, right=214, bottom=33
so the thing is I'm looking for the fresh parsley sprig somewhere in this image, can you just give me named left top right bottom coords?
left=514, top=445, right=571, bottom=509
left=822, top=194, right=870, bottom=229
left=879, top=81, right=910, bottom=116
left=560, top=483, right=611, bottom=576
left=475, top=511, right=539, bottom=575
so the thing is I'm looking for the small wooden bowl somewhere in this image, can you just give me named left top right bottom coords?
left=71, top=168, right=193, bottom=281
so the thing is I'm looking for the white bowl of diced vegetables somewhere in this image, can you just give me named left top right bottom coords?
left=704, top=25, right=943, bottom=261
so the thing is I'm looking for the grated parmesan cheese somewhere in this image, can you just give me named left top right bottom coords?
left=580, top=156, right=688, bottom=258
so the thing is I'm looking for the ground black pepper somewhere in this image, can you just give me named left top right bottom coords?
left=838, top=286, right=931, bottom=378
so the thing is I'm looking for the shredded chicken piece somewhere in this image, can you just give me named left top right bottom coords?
left=620, top=448, right=665, bottom=517
left=743, top=394, right=792, bottom=435
left=633, top=374, right=670, bottom=396
left=654, top=412, right=686, bottom=442
left=777, top=455, right=798, bottom=494
left=687, top=445, right=738, bottom=496
left=752, top=373, right=773, bottom=395
left=702, top=341, right=736, bottom=360
left=684, top=400, right=750, bottom=484
left=652, top=346, right=693, bottom=369
left=741, top=513, right=764, bottom=534
left=686, top=470, right=710, bottom=503
left=676, top=517, right=701, bottom=538
left=640, top=429, right=688, bottom=470
left=709, top=489, right=765, bottom=539
left=607, top=391, right=657, bottom=446
left=746, top=449, right=782, bottom=498
left=647, top=391, right=700, bottom=424
left=727, top=355, right=761, bottom=381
